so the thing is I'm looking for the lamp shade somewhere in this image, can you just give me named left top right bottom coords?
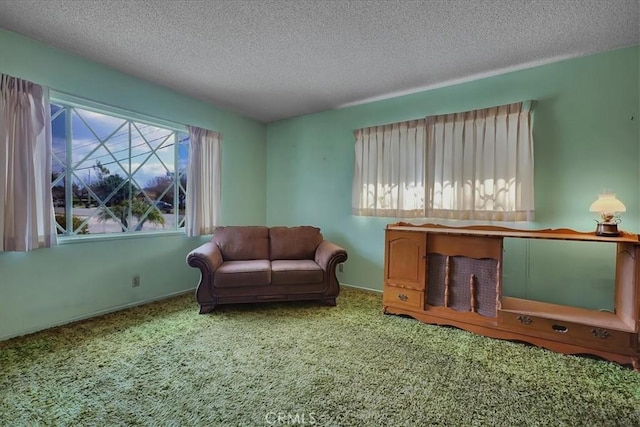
left=589, top=193, right=626, bottom=214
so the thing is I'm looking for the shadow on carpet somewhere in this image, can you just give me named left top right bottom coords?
left=1, top=287, right=639, bottom=426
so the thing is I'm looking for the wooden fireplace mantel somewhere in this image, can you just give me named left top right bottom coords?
left=382, top=223, right=640, bottom=369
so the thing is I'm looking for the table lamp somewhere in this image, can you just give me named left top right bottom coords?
left=589, top=192, right=626, bottom=236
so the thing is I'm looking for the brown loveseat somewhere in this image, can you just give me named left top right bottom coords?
left=186, top=225, right=348, bottom=313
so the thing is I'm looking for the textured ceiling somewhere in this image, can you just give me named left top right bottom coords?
left=0, top=0, right=638, bottom=123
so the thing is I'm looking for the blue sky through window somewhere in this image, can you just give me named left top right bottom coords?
left=51, top=104, right=188, bottom=191
left=50, top=102, right=190, bottom=235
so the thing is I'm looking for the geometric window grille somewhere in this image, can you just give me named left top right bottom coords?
left=50, top=101, right=189, bottom=236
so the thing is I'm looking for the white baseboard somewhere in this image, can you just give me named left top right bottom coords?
left=1, top=288, right=196, bottom=342
left=3, top=285, right=379, bottom=341
left=341, top=283, right=383, bottom=294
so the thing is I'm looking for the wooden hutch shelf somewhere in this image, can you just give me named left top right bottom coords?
left=383, top=223, right=640, bottom=369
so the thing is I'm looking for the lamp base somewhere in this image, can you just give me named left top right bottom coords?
left=595, top=223, right=620, bottom=237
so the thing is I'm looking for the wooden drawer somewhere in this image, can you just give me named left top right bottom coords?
left=500, top=311, right=635, bottom=353
left=383, top=286, right=424, bottom=311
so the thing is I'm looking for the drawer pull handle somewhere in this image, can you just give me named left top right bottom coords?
left=517, top=315, right=532, bottom=325
left=398, top=294, right=408, bottom=301
left=591, top=328, right=610, bottom=339
left=552, top=324, right=568, bottom=333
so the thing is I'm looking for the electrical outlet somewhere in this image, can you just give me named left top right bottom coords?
left=132, top=275, right=140, bottom=287
left=338, top=264, right=344, bottom=273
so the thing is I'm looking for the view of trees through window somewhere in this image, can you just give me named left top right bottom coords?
left=51, top=102, right=189, bottom=236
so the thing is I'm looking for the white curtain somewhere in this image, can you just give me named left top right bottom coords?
left=425, top=102, right=534, bottom=221
left=352, top=120, right=426, bottom=217
left=185, top=126, right=222, bottom=237
left=0, top=74, right=56, bottom=251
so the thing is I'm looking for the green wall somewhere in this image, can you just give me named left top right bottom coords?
left=0, top=29, right=267, bottom=340
left=2, top=26, right=639, bottom=340
left=266, top=45, right=640, bottom=310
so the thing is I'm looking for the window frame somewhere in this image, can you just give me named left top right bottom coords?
left=51, top=92, right=190, bottom=241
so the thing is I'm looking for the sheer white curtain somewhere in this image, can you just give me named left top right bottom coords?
left=352, top=120, right=426, bottom=217
left=185, top=126, right=222, bottom=237
left=425, top=102, right=534, bottom=221
left=0, top=74, right=56, bottom=251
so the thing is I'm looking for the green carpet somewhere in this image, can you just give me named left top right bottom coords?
left=1, top=287, right=639, bottom=426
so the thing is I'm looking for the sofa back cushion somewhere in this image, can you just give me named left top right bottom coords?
left=212, top=226, right=269, bottom=261
left=269, top=226, right=323, bottom=260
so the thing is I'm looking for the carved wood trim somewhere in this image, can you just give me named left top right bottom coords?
left=470, top=274, right=477, bottom=313
left=444, top=255, right=450, bottom=307
left=496, top=260, right=502, bottom=311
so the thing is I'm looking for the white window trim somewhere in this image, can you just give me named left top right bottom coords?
left=52, top=91, right=186, bottom=133
left=51, top=92, right=190, bottom=241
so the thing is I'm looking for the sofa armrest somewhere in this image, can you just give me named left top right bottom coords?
left=186, top=241, right=224, bottom=274
left=315, top=240, right=348, bottom=270
left=187, top=241, right=224, bottom=314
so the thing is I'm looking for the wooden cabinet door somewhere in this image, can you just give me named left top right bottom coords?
left=384, top=230, right=427, bottom=290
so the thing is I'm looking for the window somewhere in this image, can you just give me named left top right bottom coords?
left=425, top=102, right=534, bottom=221
left=51, top=100, right=189, bottom=236
left=352, top=119, right=427, bottom=218
left=352, top=102, right=534, bottom=221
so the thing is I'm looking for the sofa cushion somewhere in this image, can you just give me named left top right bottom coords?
left=213, top=226, right=269, bottom=261
left=214, top=260, right=271, bottom=287
left=269, top=226, right=323, bottom=260
left=271, top=260, right=324, bottom=285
